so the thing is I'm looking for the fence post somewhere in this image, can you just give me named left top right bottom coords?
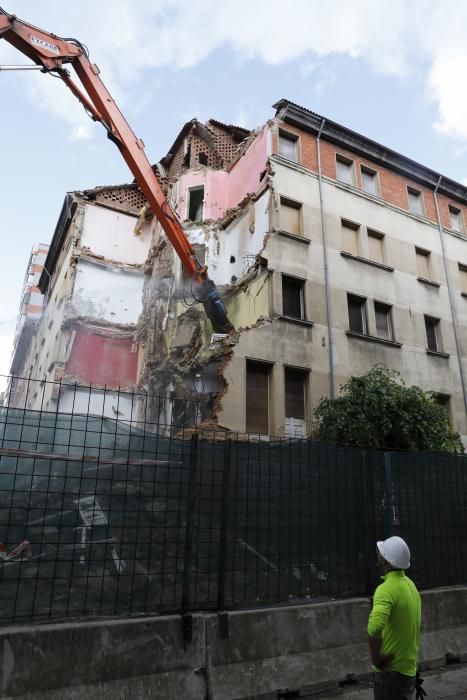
left=181, top=432, right=198, bottom=646
left=384, top=452, right=394, bottom=537
left=217, top=439, right=232, bottom=613
left=361, top=450, right=372, bottom=593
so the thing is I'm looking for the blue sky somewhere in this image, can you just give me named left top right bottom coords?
left=1, top=0, right=467, bottom=388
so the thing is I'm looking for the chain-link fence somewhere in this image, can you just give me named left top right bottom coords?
left=1, top=374, right=466, bottom=625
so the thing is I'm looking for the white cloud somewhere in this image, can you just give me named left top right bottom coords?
left=3, top=0, right=467, bottom=142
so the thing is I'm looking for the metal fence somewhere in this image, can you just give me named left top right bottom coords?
left=1, top=375, right=467, bottom=626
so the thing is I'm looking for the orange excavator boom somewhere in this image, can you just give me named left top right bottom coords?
left=0, top=8, right=233, bottom=333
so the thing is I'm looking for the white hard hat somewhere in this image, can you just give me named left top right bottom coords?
left=377, top=536, right=411, bottom=570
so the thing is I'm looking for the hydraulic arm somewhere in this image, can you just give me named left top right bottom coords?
left=0, top=7, right=233, bottom=333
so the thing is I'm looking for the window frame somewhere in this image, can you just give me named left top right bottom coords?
left=374, top=300, right=394, bottom=341
left=281, top=274, right=306, bottom=320
left=424, top=315, right=441, bottom=353
left=341, top=218, right=360, bottom=256
left=415, top=246, right=432, bottom=281
left=458, top=263, right=467, bottom=294
left=279, top=196, right=303, bottom=237
left=449, top=204, right=464, bottom=233
left=284, top=366, right=309, bottom=422
left=245, top=360, right=272, bottom=435
left=336, top=154, right=355, bottom=186
left=278, top=129, right=300, bottom=163
left=407, top=186, right=425, bottom=216
left=367, top=229, right=385, bottom=264
left=360, top=165, right=380, bottom=196
left=186, top=185, right=205, bottom=222
left=433, top=392, right=452, bottom=424
left=347, top=293, right=368, bottom=335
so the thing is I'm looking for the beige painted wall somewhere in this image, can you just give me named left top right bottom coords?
left=219, top=154, right=467, bottom=440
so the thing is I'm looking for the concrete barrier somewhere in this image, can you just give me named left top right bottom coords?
left=0, top=614, right=206, bottom=700
left=2, top=586, right=467, bottom=699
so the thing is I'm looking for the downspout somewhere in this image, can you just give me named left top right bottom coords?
left=433, top=175, right=467, bottom=416
left=317, top=119, right=336, bottom=398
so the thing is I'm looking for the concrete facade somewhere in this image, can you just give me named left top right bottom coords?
left=2, top=586, right=467, bottom=699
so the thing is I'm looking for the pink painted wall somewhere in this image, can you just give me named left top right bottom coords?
left=177, top=126, right=269, bottom=221
left=66, top=327, right=137, bottom=388
left=227, top=126, right=268, bottom=208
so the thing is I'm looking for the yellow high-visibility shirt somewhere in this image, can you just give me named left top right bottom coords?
left=367, top=570, right=421, bottom=677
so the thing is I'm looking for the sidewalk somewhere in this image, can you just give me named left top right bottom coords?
left=307, top=665, right=467, bottom=699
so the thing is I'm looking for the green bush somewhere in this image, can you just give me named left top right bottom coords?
left=314, top=366, right=463, bottom=453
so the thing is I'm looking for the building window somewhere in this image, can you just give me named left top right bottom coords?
left=282, top=275, right=305, bottom=319
left=368, top=230, right=384, bottom=264
left=416, top=247, right=431, bottom=280
left=341, top=219, right=359, bottom=256
left=361, top=166, right=379, bottom=195
left=336, top=154, right=354, bottom=185
left=278, top=130, right=299, bottom=162
left=279, top=197, right=302, bottom=236
left=449, top=205, right=464, bottom=233
left=434, top=393, right=451, bottom=423
left=246, top=361, right=271, bottom=434
left=347, top=294, right=367, bottom=334
left=374, top=302, right=393, bottom=340
left=187, top=186, right=204, bottom=222
left=284, top=367, right=308, bottom=437
left=425, top=315, right=440, bottom=352
left=407, top=186, right=424, bottom=216
left=458, top=263, right=467, bottom=294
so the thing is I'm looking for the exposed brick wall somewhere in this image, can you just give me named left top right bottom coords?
left=271, top=122, right=318, bottom=172
left=437, top=194, right=467, bottom=232
left=167, top=122, right=248, bottom=179
left=205, top=123, right=245, bottom=165
left=167, top=144, right=186, bottom=179
left=189, top=134, right=222, bottom=169
left=274, top=118, right=467, bottom=232
left=93, top=186, right=146, bottom=216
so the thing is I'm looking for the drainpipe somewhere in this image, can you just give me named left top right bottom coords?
left=317, top=119, right=336, bottom=398
left=433, top=175, right=467, bottom=416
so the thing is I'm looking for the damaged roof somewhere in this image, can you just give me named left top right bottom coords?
left=160, top=117, right=251, bottom=169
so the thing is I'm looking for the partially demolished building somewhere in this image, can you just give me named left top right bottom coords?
left=9, top=102, right=467, bottom=442
left=7, top=242, right=49, bottom=405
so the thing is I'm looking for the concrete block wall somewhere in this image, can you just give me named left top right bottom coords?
left=2, top=587, right=467, bottom=699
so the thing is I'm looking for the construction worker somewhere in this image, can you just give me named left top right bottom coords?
left=367, top=536, right=422, bottom=700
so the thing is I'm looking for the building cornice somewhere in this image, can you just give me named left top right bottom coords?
left=273, top=99, right=467, bottom=206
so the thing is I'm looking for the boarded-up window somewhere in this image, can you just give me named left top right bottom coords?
left=246, top=361, right=271, bottom=434
left=284, top=368, right=307, bottom=420
left=341, top=219, right=359, bottom=256
left=336, top=155, right=354, bottom=185
left=425, top=315, right=440, bottom=352
left=282, top=276, right=304, bottom=319
left=408, top=187, right=424, bottom=216
left=459, top=264, right=467, bottom=294
left=449, top=205, right=464, bottom=233
left=374, top=302, right=393, bottom=340
left=368, top=230, right=384, bottom=263
left=416, top=248, right=430, bottom=280
left=347, top=294, right=367, bottom=334
left=278, top=130, right=299, bottom=162
left=361, top=166, right=378, bottom=195
left=280, top=197, right=302, bottom=235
